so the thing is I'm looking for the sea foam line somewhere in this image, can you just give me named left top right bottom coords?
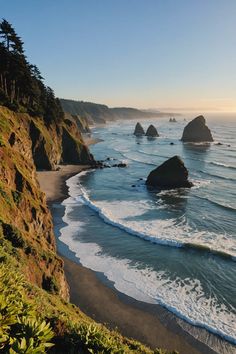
left=69, top=171, right=236, bottom=261
left=59, top=193, right=236, bottom=345
left=77, top=192, right=236, bottom=261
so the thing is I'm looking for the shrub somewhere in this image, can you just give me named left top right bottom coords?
left=42, top=275, right=59, bottom=294
left=0, top=263, right=54, bottom=353
left=1, top=223, right=25, bottom=248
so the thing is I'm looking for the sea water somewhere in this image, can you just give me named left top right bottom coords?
left=57, top=114, right=236, bottom=350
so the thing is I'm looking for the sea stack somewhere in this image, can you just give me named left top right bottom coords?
left=146, top=155, right=193, bottom=189
left=145, top=124, right=159, bottom=137
left=181, top=115, right=213, bottom=142
left=134, top=122, right=145, bottom=136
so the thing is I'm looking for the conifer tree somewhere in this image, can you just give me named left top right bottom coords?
left=0, top=18, right=64, bottom=123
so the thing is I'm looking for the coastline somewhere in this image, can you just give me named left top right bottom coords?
left=37, top=164, right=90, bottom=203
left=37, top=165, right=225, bottom=354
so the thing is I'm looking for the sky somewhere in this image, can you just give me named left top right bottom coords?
left=1, top=0, right=236, bottom=111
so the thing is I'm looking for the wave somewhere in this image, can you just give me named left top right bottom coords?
left=195, top=195, right=236, bottom=212
left=69, top=173, right=235, bottom=261
left=114, top=149, right=157, bottom=166
left=136, top=148, right=236, bottom=172
left=209, top=161, right=236, bottom=170
left=59, top=204, right=236, bottom=345
left=199, top=170, right=236, bottom=182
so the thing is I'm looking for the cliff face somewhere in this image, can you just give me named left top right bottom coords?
left=60, top=98, right=166, bottom=125
left=0, top=106, right=68, bottom=299
left=29, top=113, right=94, bottom=170
left=0, top=106, right=176, bottom=354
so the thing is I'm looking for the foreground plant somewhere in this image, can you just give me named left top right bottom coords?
left=0, top=263, right=54, bottom=353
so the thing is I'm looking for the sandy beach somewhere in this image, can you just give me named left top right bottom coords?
left=37, top=165, right=219, bottom=354
left=37, top=165, right=90, bottom=203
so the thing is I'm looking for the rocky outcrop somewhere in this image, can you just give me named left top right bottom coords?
left=134, top=122, right=145, bottom=136
left=30, top=121, right=54, bottom=170
left=146, top=155, right=193, bottom=189
left=29, top=113, right=94, bottom=170
left=181, top=115, right=213, bottom=142
left=64, top=112, right=91, bottom=133
left=145, top=124, right=159, bottom=137
left=0, top=106, right=69, bottom=300
left=169, top=118, right=177, bottom=122
left=61, top=127, right=93, bottom=164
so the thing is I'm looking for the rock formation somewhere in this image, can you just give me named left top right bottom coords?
left=0, top=106, right=69, bottom=299
left=134, top=122, right=145, bottom=136
left=181, top=115, right=213, bottom=142
left=29, top=115, right=94, bottom=170
left=169, top=118, right=177, bottom=122
left=145, top=124, right=159, bottom=137
left=146, top=155, right=193, bottom=189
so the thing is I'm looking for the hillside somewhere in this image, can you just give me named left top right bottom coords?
left=60, top=99, right=114, bottom=124
left=60, top=98, right=171, bottom=125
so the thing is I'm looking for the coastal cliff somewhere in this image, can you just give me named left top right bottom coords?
left=0, top=105, right=177, bottom=353
left=0, top=106, right=69, bottom=299
left=60, top=98, right=172, bottom=125
left=0, top=19, right=176, bottom=353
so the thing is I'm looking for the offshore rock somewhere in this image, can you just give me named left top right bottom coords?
left=145, top=124, right=159, bottom=137
left=134, top=122, right=145, bottom=136
left=181, top=115, right=213, bottom=142
left=146, top=155, right=193, bottom=189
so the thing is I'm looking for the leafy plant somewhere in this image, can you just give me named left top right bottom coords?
left=0, top=263, right=54, bottom=353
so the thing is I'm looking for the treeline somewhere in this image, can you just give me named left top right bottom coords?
left=0, top=19, right=63, bottom=124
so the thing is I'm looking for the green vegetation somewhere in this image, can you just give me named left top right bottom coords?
left=0, top=262, right=54, bottom=353
left=0, top=259, right=177, bottom=354
left=60, top=99, right=162, bottom=125
left=60, top=98, right=111, bottom=124
left=0, top=108, right=177, bottom=354
left=0, top=19, right=63, bottom=124
left=0, top=19, right=178, bottom=354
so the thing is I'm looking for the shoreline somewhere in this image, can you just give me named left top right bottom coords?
left=37, top=165, right=230, bottom=354
left=37, top=164, right=90, bottom=203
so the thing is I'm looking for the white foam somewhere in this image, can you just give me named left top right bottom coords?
left=75, top=190, right=236, bottom=259
left=209, top=161, right=236, bottom=170
left=58, top=171, right=236, bottom=344
left=64, top=171, right=236, bottom=259
left=59, top=212, right=236, bottom=344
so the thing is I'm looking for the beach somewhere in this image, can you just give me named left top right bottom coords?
left=37, top=164, right=221, bottom=354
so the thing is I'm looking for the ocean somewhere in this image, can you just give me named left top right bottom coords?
left=56, top=114, right=236, bottom=352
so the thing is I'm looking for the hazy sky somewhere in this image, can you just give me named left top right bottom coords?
left=2, top=0, right=236, bottom=111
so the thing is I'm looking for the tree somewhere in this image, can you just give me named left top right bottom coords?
left=0, top=18, right=64, bottom=123
left=0, top=19, right=24, bottom=54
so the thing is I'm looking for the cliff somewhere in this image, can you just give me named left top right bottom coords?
left=60, top=98, right=171, bottom=125
left=29, top=114, right=94, bottom=170
left=0, top=106, right=68, bottom=299
left=60, top=99, right=114, bottom=124
left=0, top=105, right=176, bottom=353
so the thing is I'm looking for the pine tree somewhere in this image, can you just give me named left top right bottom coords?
left=0, top=18, right=64, bottom=123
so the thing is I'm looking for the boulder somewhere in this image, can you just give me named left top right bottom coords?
left=112, top=163, right=127, bottom=168
left=145, top=124, right=159, bottom=137
left=134, top=122, right=145, bottom=136
left=181, top=115, right=213, bottom=142
left=146, top=155, right=193, bottom=189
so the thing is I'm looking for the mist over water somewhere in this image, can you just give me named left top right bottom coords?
left=58, top=115, right=236, bottom=351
